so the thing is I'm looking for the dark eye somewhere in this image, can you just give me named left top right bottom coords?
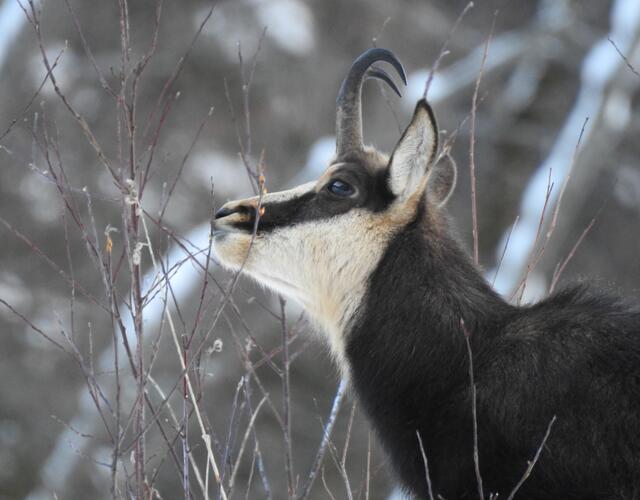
left=327, top=179, right=355, bottom=197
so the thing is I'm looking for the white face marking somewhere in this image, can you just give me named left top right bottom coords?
left=213, top=176, right=420, bottom=377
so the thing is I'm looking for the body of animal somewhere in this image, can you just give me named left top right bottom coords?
left=212, top=48, right=640, bottom=499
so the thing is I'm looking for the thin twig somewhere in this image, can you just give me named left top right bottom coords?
left=0, top=215, right=108, bottom=312
left=416, top=431, right=435, bottom=500
left=371, top=17, right=402, bottom=134
left=608, top=36, right=640, bottom=78
left=139, top=206, right=227, bottom=500
left=280, top=298, right=296, bottom=499
left=326, top=434, right=354, bottom=500
left=0, top=47, right=65, bottom=142
left=424, top=1, right=475, bottom=99
left=63, top=0, right=116, bottom=97
left=514, top=118, right=589, bottom=302
left=469, top=14, right=496, bottom=265
left=147, top=375, right=208, bottom=499
left=23, top=0, right=120, bottom=183
left=492, top=216, right=519, bottom=286
left=461, top=319, right=484, bottom=500
left=549, top=217, right=595, bottom=294
left=364, top=432, right=371, bottom=500
left=158, top=107, right=214, bottom=222
left=0, top=297, right=67, bottom=352
left=341, top=401, right=357, bottom=469
left=506, top=416, right=556, bottom=500
left=321, top=467, right=338, bottom=500
left=228, top=396, right=268, bottom=491
left=297, top=379, right=348, bottom=500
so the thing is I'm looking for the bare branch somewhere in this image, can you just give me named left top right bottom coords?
left=461, top=319, right=484, bottom=500
left=416, top=431, right=435, bottom=500
left=297, top=379, right=348, bottom=500
left=469, top=14, right=496, bottom=265
left=424, top=1, right=474, bottom=99
left=506, top=416, right=556, bottom=500
left=608, top=36, right=640, bottom=78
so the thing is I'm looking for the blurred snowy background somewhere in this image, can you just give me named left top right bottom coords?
left=0, top=0, right=639, bottom=498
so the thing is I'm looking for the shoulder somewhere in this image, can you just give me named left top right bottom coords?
left=506, top=283, right=640, bottom=338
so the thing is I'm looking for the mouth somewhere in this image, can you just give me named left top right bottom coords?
left=213, top=213, right=255, bottom=236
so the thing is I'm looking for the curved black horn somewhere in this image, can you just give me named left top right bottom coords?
left=335, top=48, right=406, bottom=158
left=365, top=67, right=403, bottom=98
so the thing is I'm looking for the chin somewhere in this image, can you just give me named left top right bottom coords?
left=211, top=230, right=253, bottom=271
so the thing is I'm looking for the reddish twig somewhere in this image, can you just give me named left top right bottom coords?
left=469, top=14, right=496, bottom=265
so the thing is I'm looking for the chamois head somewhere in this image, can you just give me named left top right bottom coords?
left=212, top=49, right=456, bottom=364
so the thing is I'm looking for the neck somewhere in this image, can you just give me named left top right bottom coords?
left=343, top=208, right=511, bottom=482
left=346, top=209, right=510, bottom=371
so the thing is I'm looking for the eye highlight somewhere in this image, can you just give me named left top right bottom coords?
left=327, top=179, right=355, bottom=197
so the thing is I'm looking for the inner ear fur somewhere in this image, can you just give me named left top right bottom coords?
left=427, top=153, right=457, bottom=208
left=388, top=99, right=439, bottom=200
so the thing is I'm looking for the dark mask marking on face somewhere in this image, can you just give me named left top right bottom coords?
left=222, top=162, right=396, bottom=233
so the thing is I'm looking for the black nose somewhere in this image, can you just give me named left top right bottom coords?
left=215, top=206, right=235, bottom=219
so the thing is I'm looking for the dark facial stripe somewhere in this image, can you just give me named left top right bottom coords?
left=225, top=162, right=396, bottom=233
left=236, top=192, right=318, bottom=232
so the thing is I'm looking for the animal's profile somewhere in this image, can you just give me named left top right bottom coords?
left=212, top=48, right=640, bottom=499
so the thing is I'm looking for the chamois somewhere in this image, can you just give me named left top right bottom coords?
left=212, top=48, right=640, bottom=499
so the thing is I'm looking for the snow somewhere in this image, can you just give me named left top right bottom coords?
left=296, top=135, right=335, bottom=182
left=191, top=149, right=249, bottom=198
left=200, top=0, right=315, bottom=61
left=252, top=0, right=315, bottom=56
left=0, top=0, right=25, bottom=70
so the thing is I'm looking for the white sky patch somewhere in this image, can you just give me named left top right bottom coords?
left=603, top=89, right=632, bottom=131
left=405, top=32, right=526, bottom=108
left=70, top=86, right=102, bottom=122
left=19, top=173, right=60, bottom=223
left=388, top=487, right=410, bottom=500
left=614, top=165, right=640, bottom=209
left=200, top=0, right=314, bottom=61
left=252, top=0, right=315, bottom=56
left=406, top=69, right=447, bottom=104
left=190, top=149, right=249, bottom=199
left=0, top=0, right=26, bottom=70
left=294, top=135, right=334, bottom=183
left=200, top=3, right=255, bottom=62
left=21, top=311, right=58, bottom=351
left=97, top=169, right=120, bottom=197
left=28, top=42, right=78, bottom=96
left=0, top=271, right=31, bottom=312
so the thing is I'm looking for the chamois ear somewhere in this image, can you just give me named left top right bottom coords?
left=387, top=99, right=438, bottom=200
left=428, top=154, right=457, bottom=207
